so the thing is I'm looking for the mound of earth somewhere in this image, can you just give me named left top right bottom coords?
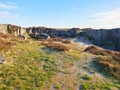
left=85, top=45, right=120, bottom=79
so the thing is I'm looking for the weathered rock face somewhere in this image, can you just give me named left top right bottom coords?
left=1, top=24, right=120, bottom=51
left=0, top=24, right=8, bottom=34
left=0, top=24, right=26, bottom=36
left=80, top=28, right=120, bottom=51
left=7, top=24, right=21, bottom=36
left=26, top=27, right=80, bottom=38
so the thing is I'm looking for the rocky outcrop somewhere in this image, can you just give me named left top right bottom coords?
left=26, top=27, right=80, bottom=38
left=1, top=24, right=120, bottom=51
left=0, top=24, right=26, bottom=36
left=0, top=24, right=80, bottom=40
left=7, top=24, right=21, bottom=36
left=0, top=24, right=8, bottom=34
left=80, top=28, right=120, bottom=51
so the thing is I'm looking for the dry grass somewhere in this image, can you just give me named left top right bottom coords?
left=0, top=32, right=10, bottom=38
left=84, top=45, right=107, bottom=55
left=85, top=45, right=120, bottom=79
left=47, top=37, right=64, bottom=42
left=84, top=45, right=119, bottom=56
left=98, top=56, right=120, bottom=79
left=0, top=38, right=15, bottom=50
left=47, top=37, right=71, bottom=44
left=52, top=37, right=64, bottom=42
left=0, top=32, right=20, bottom=41
left=44, top=42, right=70, bottom=51
left=0, top=33, right=17, bottom=51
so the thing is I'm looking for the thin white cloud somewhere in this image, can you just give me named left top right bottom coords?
left=0, top=2, right=18, bottom=10
left=7, top=2, right=16, bottom=5
left=91, top=9, right=120, bottom=22
left=0, top=11, right=20, bottom=19
left=0, top=11, right=9, bottom=18
left=0, top=2, right=20, bottom=19
left=89, top=8, right=120, bottom=28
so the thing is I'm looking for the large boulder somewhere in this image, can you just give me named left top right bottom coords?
left=7, top=24, right=22, bottom=36
left=0, top=24, right=8, bottom=34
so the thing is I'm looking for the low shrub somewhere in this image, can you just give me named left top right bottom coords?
left=44, top=42, right=70, bottom=51
left=62, top=40, right=71, bottom=44
left=98, top=56, right=120, bottom=79
left=47, top=37, right=63, bottom=42
left=0, top=32, right=8, bottom=38
left=85, top=45, right=120, bottom=79
left=84, top=45, right=107, bottom=55
left=52, top=37, right=64, bottom=42
left=0, top=32, right=16, bottom=39
left=84, top=45, right=120, bottom=56
left=0, top=38, right=15, bottom=51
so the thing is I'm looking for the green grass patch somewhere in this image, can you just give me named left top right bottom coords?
left=54, top=83, right=60, bottom=89
left=0, top=42, right=59, bottom=90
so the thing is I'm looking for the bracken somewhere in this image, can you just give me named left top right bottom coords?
left=44, top=42, right=70, bottom=51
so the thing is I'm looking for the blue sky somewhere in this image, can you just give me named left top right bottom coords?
left=0, top=0, right=120, bottom=28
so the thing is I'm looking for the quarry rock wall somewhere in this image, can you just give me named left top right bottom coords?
left=1, top=24, right=120, bottom=50
left=82, top=29, right=120, bottom=50
left=26, top=27, right=80, bottom=38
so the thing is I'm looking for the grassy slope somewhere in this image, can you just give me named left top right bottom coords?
left=0, top=40, right=58, bottom=90
left=0, top=39, right=120, bottom=90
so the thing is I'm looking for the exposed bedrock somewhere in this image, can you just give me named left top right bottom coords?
left=26, top=27, right=80, bottom=38
left=80, top=28, right=120, bottom=51
left=0, top=24, right=26, bottom=36
left=0, top=24, right=120, bottom=51
left=27, top=27, right=120, bottom=51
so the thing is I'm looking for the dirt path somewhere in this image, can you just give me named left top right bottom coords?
left=41, top=39, right=120, bottom=90
left=70, top=37, right=93, bottom=48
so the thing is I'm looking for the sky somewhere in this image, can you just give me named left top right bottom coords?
left=0, top=0, right=120, bottom=29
